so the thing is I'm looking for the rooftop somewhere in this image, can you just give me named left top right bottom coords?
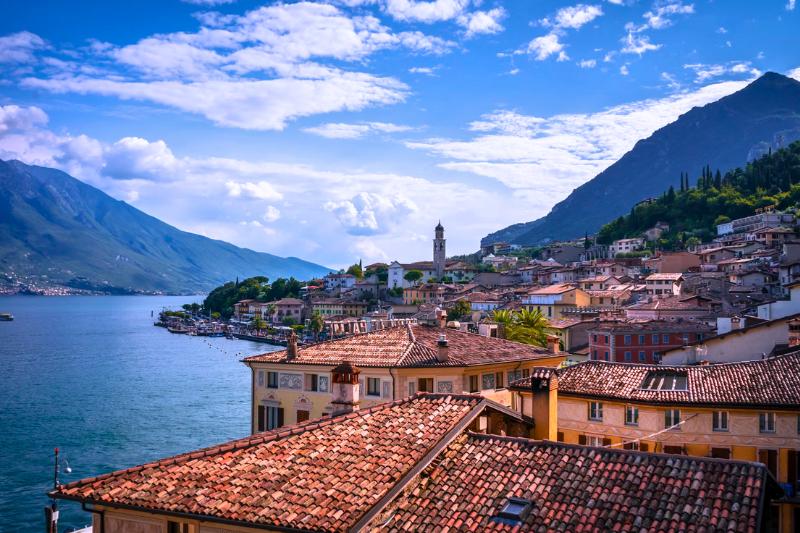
left=525, top=350, right=800, bottom=408
left=588, top=320, right=713, bottom=334
left=527, top=283, right=577, bottom=295
left=243, top=323, right=561, bottom=368
left=372, top=434, right=772, bottom=532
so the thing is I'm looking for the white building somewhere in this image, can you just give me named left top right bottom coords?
left=608, top=237, right=645, bottom=257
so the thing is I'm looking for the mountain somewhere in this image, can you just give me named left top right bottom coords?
left=0, top=159, right=331, bottom=294
left=482, top=72, right=800, bottom=246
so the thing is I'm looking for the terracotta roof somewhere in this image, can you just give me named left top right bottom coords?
left=645, top=273, right=684, bottom=281
left=53, top=394, right=488, bottom=532
left=372, top=434, right=772, bottom=533
left=243, top=324, right=561, bottom=368
left=553, top=351, right=800, bottom=408
left=627, top=297, right=706, bottom=311
left=527, top=283, right=576, bottom=295
left=587, top=320, right=714, bottom=334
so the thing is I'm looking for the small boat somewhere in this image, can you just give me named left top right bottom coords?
left=0, top=312, right=13, bottom=321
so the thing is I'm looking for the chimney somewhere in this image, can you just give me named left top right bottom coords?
left=437, top=308, right=447, bottom=329
left=437, top=333, right=449, bottom=362
left=546, top=334, right=560, bottom=354
left=286, top=330, right=298, bottom=360
left=331, top=361, right=361, bottom=416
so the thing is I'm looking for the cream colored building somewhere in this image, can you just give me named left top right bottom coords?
left=510, top=353, right=800, bottom=532
left=243, top=322, right=565, bottom=431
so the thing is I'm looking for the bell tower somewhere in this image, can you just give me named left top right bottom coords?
left=433, top=221, right=446, bottom=280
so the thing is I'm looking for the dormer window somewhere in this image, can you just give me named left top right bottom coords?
left=641, top=371, right=688, bottom=391
left=497, top=497, right=533, bottom=522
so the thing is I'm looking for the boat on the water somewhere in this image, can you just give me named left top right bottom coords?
left=0, top=312, right=13, bottom=321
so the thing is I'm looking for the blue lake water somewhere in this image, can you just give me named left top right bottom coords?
left=0, top=296, right=277, bottom=532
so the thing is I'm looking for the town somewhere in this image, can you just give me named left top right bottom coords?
left=55, top=212, right=800, bottom=532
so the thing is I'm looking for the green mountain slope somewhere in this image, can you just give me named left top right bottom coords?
left=597, top=140, right=800, bottom=247
left=482, top=72, right=800, bottom=246
left=0, top=159, right=331, bottom=293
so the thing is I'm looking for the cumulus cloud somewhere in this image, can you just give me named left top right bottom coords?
left=383, top=0, right=470, bottom=23
left=304, top=121, right=413, bottom=139
left=0, top=104, right=48, bottom=132
left=263, top=205, right=281, bottom=222
left=457, top=7, right=506, bottom=38
left=325, top=192, right=416, bottom=235
left=225, top=180, right=283, bottom=201
left=524, top=33, right=566, bottom=61
left=620, top=32, right=661, bottom=55
left=617, top=0, right=693, bottom=57
left=542, top=4, right=604, bottom=30
left=0, top=31, right=46, bottom=64
left=519, top=4, right=603, bottom=61
left=578, top=59, right=597, bottom=68
left=404, top=76, right=762, bottom=201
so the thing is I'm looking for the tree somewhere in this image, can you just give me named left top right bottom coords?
left=251, top=316, right=267, bottom=334
left=282, top=316, right=297, bottom=326
left=346, top=262, right=364, bottom=279
left=210, top=311, right=221, bottom=320
left=308, top=312, right=324, bottom=341
left=447, top=299, right=472, bottom=321
left=491, top=308, right=549, bottom=348
left=403, top=269, right=423, bottom=285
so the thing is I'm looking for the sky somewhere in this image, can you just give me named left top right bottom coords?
left=0, top=0, right=798, bottom=269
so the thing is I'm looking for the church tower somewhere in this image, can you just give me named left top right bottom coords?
left=433, top=221, right=446, bottom=280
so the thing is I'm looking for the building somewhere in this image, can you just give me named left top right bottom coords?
left=645, top=272, right=683, bottom=296
left=608, top=237, right=645, bottom=257
left=717, top=210, right=795, bottom=236
left=753, top=226, right=797, bottom=248
left=267, top=297, right=304, bottom=324
left=402, top=283, right=446, bottom=305
left=311, top=298, right=368, bottom=317
left=587, top=320, right=713, bottom=363
left=578, top=275, right=621, bottom=291
left=626, top=295, right=718, bottom=322
left=661, top=313, right=800, bottom=365
left=511, top=352, right=800, bottom=530
left=433, top=221, right=446, bottom=279
left=242, top=322, right=565, bottom=428
left=49, top=391, right=783, bottom=533
left=323, top=273, right=356, bottom=291
left=643, top=251, right=700, bottom=273
left=522, top=284, right=590, bottom=319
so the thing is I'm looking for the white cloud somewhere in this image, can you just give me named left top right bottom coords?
left=544, top=4, right=604, bottom=30
left=263, top=205, right=281, bottom=222
left=409, top=66, right=438, bottom=75
left=225, top=180, right=283, bottom=201
left=788, top=0, right=796, bottom=9
left=716, top=26, right=727, bottom=34
left=405, top=76, right=761, bottom=202
left=383, top=0, right=470, bottom=23
left=104, top=137, right=182, bottom=181
left=619, top=64, right=629, bottom=75
left=524, top=33, right=565, bottom=61
left=457, top=7, right=506, bottom=38
left=683, top=61, right=760, bottom=83
left=0, top=31, right=46, bottom=64
left=578, top=59, right=597, bottom=68
left=620, top=32, right=661, bottom=55
left=325, top=192, right=416, bottom=235
left=641, top=0, right=694, bottom=30
left=0, top=104, right=48, bottom=132
left=304, top=121, right=413, bottom=139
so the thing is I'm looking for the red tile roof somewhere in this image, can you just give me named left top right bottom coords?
left=243, top=324, right=562, bottom=368
left=372, top=434, right=772, bottom=532
left=542, top=351, right=800, bottom=408
left=53, top=394, right=486, bottom=532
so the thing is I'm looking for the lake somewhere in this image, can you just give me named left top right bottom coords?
left=0, top=296, right=277, bottom=532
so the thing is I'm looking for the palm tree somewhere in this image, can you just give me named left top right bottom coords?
left=251, top=316, right=267, bottom=335
left=308, top=312, right=324, bottom=341
left=491, top=308, right=549, bottom=348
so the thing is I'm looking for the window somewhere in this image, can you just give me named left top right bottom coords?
left=638, top=335, right=645, bottom=345
left=296, top=409, right=309, bottom=423
left=592, top=350, right=598, bottom=360
left=267, top=372, right=278, bottom=389
left=712, top=411, right=729, bottom=432
left=604, top=351, right=609, bottom=361
left=367, top=377, right=381, bottom=396
left=581, top=435, right=609, bottom=447
left=495, top=372, right=504, bottom=389
left=592, top=334, right=597, bottom=342
left=168, top=522, right=189, bottom=533
left=758, top=449, right=778, bottom=478
left=305, top=373, right=319, bottom=392
left=641, top=371, right=688, bottom=391
left=498, top=498, right=532, bottom=522
left=604, top=335, right=610, bottom=343
left=522, top=369, right=530, bottom=379
left=664, top=445, right=684, bottom=455
left=759, top=412, right=776, bottom=433
left=257, top=405, right=284, bottom=432
left=664, top=409, right=681, bottom=429
left=652, top=334, right=659, bottom=344
left=623, top=441, right=640, bottom=451
left=624, top=351, right=632, bottom=362
left=482, top=373, right=495, bottom=390
left=662, top=334, right=670, bottom=344
left=624, top=335, right=631, bottom=345
left=711, top=447, right=731, bottom=459
left=408, top=381, right=417, bottom=396
left=638, top=351, right=646, bottom=362
left=625, top=405, right=639, bottom=426
left=588, top=401, right=603, bottom=421
left=468, top=375, right=479, bottom=393
left=418, top=378, right=434, bottom=393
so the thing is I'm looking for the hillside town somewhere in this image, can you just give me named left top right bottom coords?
left=54, top=213, right=800, bottom=532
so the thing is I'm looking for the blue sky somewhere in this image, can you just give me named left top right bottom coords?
left=0, top=0, right=798, bottom=268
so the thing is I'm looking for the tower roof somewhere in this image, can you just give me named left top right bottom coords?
left=435, top=220, right=443, bottom=231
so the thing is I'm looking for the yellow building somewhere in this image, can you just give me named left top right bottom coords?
left=510, top=353, right=800, bottom=532
left=522, top=284, right=590, bottom=319
left=311, top=298, right=368, bottom=317
left=242, top=322, right=565, bottom=431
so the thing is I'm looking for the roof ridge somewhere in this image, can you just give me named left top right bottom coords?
left=465, top=432, right=773, bottom=469
left=55, top=393, right=458, bottom=493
